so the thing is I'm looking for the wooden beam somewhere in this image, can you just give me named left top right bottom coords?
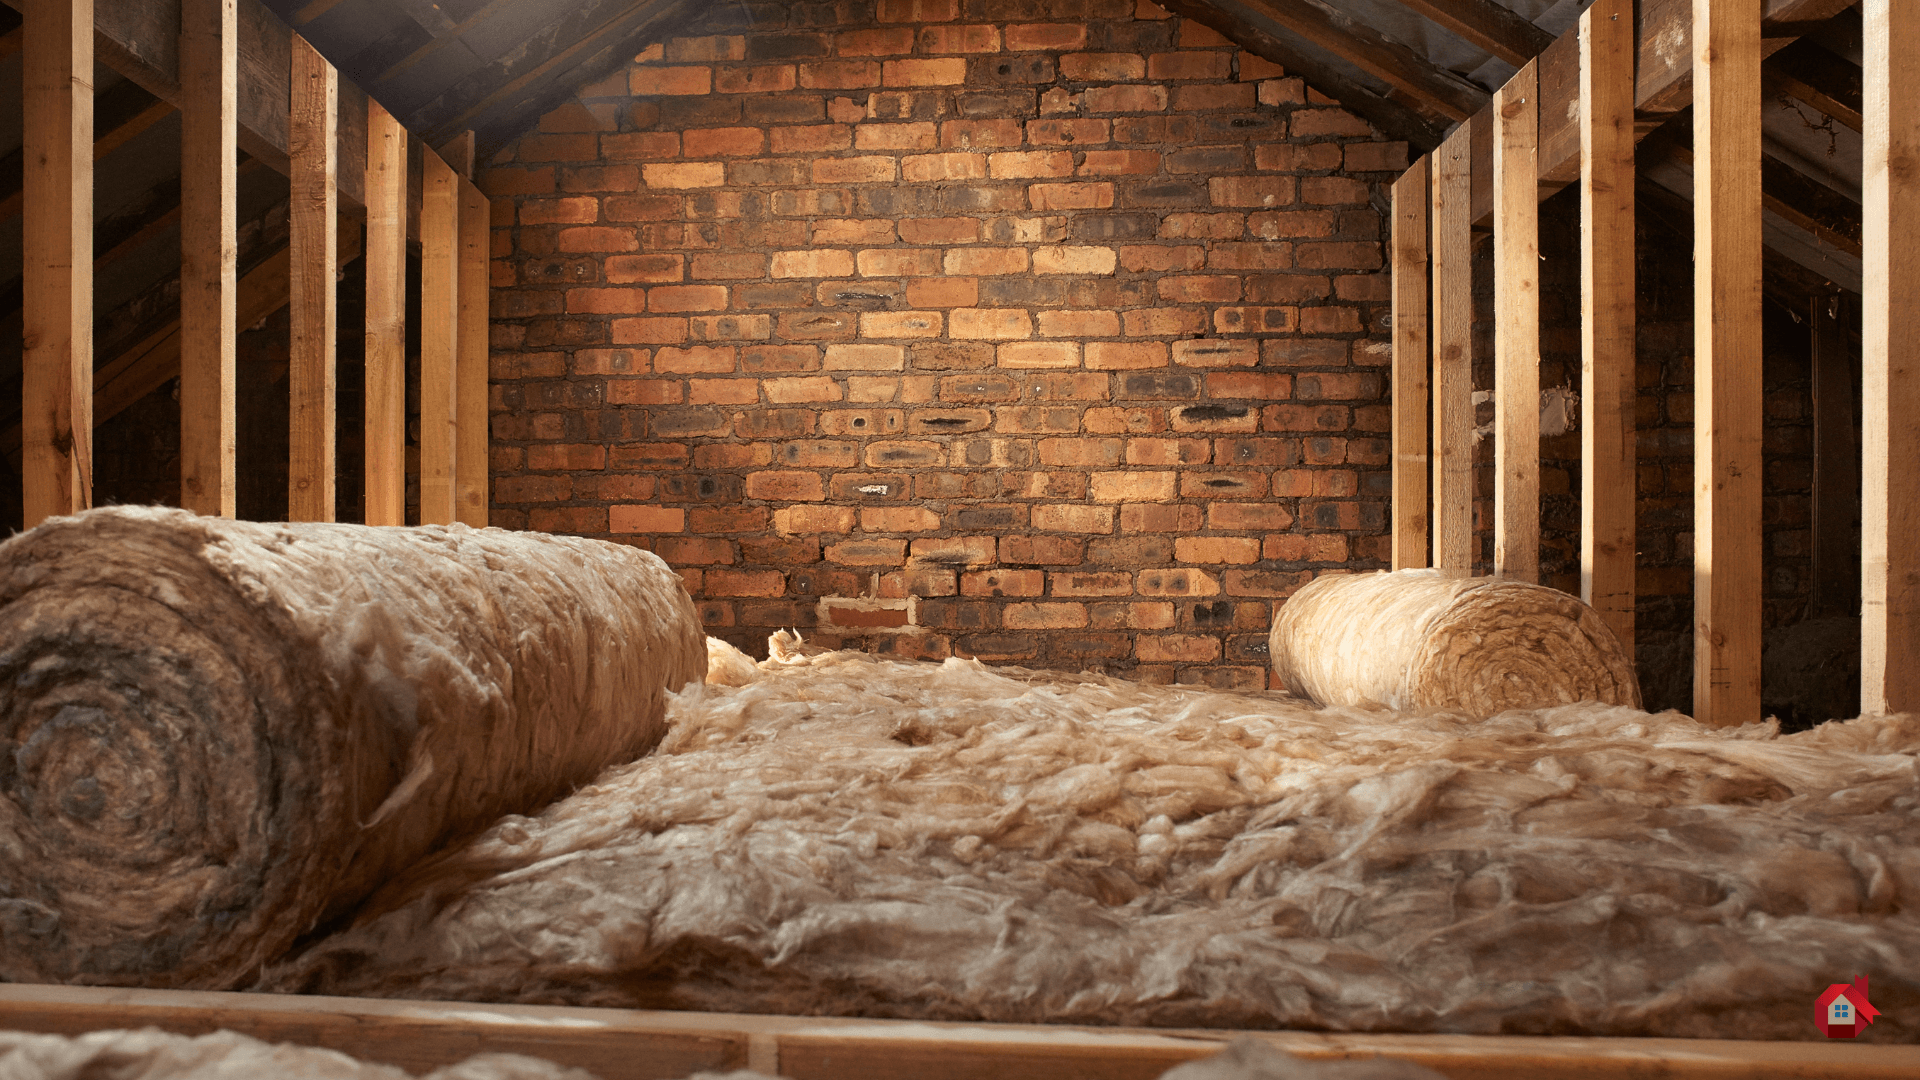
left=0, top=99, right=173, bottom=225
left=288, top=35, right=337, bottom=523
left=1693, top=0, right=1765, bottom=726
left=20, top=0, right=93, bottom=527
left=1430, top=118, right=1474, bottom=577
left=1493, top=62, right=1539, bottom=583
left=365, top=100, right=408, bottom=527
left=179, top=0, right=237, bottom=519
left=1237, top=0, right=1488, bottom=122
left=456, top=180, right=491, bottom=528
left=3, top=984, right=1918, bottom=1080
left=1391, top=158, right=1431, bottom=571
left=440, top=130, right=476, bottom=181
left=1860, top=0, right=1920, bottom=716
left=1808, top=294, right=1857, bottom=618
left=1582, top=1, right=1638, bottom=651
left=419, top=150, right=459, bottom=526
left=1386, top=0, right=1554, bottom=69
left=0, top=24, right=21, bottom=62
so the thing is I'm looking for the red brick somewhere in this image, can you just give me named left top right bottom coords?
left=902, top=151, right=989, bottom=181
left=1033, top=505, right=1114, bottom=534
left=515, top=133, right=599, bottom=161
left=565, top=287, right=646, bottom=314
left=656, top=537, right=736, bottom=565
left=862, top=311, right=944, bottom=337
left=607, top=378, right=682, bottom=405
left=481, top=166, right=555, bottom=197
left=813, top=218, right=897, bottom=245
left=685, top=378, right=756, bottom=405
left=799, top=60, right=882, bottom=89
left=1090, top=471, right=1175, bottom=501
left=1078, top=150, right=1160, bottom=175
left=1004, top=602, right=1088, bottom=629
left=1295, top=242, right=1383, bottom=270
left=1087, top=341, right=1168, bottom=369
left=1175, top=536, right=1260, bottom=564
left=1147, top=52, right=1229, bottom=80
left=899, top=216, right=979, bottom=244
left=878, top=0, right=958, bottom=20
left=857, top=122, right=939, bottom=150
left=1119, top=244, right=1203, bottom=272
left=1207, top=502, right=1294, bottom=531
left=1344, top=142, right=1409, bottom=172
left=631, top=66, right=712, bottom=96
left=765, top=376, right=843, bottom=403
left=612, top=317, right=689, bottom=344
left=527, top=443, right=606, bottom=470
left=706, top=569, right=788, bottom=597
left=907, top=276, right=979, bottom=307
left=910, top=535, right=997, bottom=565
left=944, top=247, right=1028, bottom=275
left=814, top=155, right=897, bottom=184
left=962, top=569, right=1045, bottom=596
left=1080, top=85, right=1167, bottom=113
left=643, top=162, right=726, bottom=189
left=606, top=253, right=684, bottom=283
left=770, top=124, right=852, bottom=154
left=1136, top=568, right=1221, bottom=597
left=572, top=348, right=650, bottom=375
left=602, top=132, right=681, bottom=160
left=665, top=35, right=744, bottom=62
left=772, top=505, right=856, bottom=534
left=858, top=248, right=943, bottom=276
left=654, top=345, right=736, bottom=373
left=1029, top=182, right=1114, bottom=210
left=989, top=150, right=1075, bottom=179
left=1136, top=634, right=1220, bottom=663
left=1059, top=53, right=1145, bottom=81
left=1026, top=118, right=1109, bottom=146
left=682, top=126, right=766, bottom=157
left=1223, top=569, right=1312, bottom=598
left=1157, top=276, right=1240, bottom=303
left=494, top=475, right=573, bottom=502
left=560, top=165, right=640, bottom=193
left=1299, top=306, right=1364, bottom=334
left=827, top=539, right=910, bottom=566
left=1263, top=534, right=1349, bottom=562
left=646, top=285, right=728, bottom=311
left=1120, top=504, right=1203, bottom=532
left=918, top=25, right=1000, bottom=53
left=1174, top=83, right=1255, bottom=110
left=1005, top=23, right=1087, bottom=51
left=1239, top=52, right=1285, bottom=80
left=941, top=119, right=1023, bottom=148
left=529, top=506, right=607, bottom=534
left=1126, top=437, right=1209, bottom=465
left=950, top=308, right=1033, bottom=339
left=715, top=64, right=797, bottom=94
left=998, top=341, right=1079, bottom=368
left=745, top=471, right=827, bottom=501
left=839, top=27, right=916, bottom=56
left=1037, top=309, right=1119, bottom=336
left=771, top=249, right=856, bottom=278
left=1210, top=175, right=1294, bottom=207
left=610, top=505, right=687, bottom=533
left=519, top=197, right=599, bottom=225
left=883, top=58, right=967, bottom=85
left=1000, top=535, right=1084, bottom=564
left=1212, top=306, right=1298, bottom=333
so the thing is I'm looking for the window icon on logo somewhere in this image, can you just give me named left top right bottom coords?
left=1816, top=976, right=1878, bottom=1039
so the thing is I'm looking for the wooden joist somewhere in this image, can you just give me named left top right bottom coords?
left=1391, top=158, right=1431, bottom=571
left=1387, top=0, right=1554, bottom=69
left=1692, top=0, right=1765, bottom=727
left=1581, top=0, right=1638, bottom=653
left=418, top=149, right=460, bottom=527
left=1430, top=119, right=1475, bottom=577
left=288, top=34, right=337, bottom=524
left=1, top=984, right=1917, bottom=1080
left=364, top=100, right=408, bottom=527
left=179, top=0, right=238, bottom=519
left=1492, top=63, right=1538, bottom=584
left=1860, top=0, right=1920, bottom=716
left=20, top=0, right=93, bottom=528
left=456, top=179, right=491, bottom=528
left=1238, top=0, right=1488, bottom=122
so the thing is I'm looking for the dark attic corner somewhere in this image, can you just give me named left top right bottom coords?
left=0, top=0, right=1915, bottom=1075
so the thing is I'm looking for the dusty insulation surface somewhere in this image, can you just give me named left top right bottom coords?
left=1270, top=570, right=1641, bottom=717
left=0, top=1028, right=770, bottom=1080
left=0, top=507, right=705, bottom=988
left=264, top=641, right=1917, bottom=1040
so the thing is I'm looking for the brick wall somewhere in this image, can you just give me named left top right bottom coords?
left=480, top=0, right=1406, bottom=687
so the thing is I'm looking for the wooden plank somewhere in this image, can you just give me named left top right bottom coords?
left=1469, top=101, right=1493, bottom=228
left=440, top=130, right=476, bottom=181
left=20, top=0, right=93, bottom=528
left=179, top=0, right=238, bottom=519
left=288, top=34, right=337, bottom=523
left=1384, top=0, right=1554, bottom=68
left=1860, top=0, right=1920, bottom=716
left=1582, top=0, right=1638, bottom=651
left=1808, top=294, right=1857, bottom=618
left=1692, top=0, right=1765, bottom=727
left=1430, top=118, right=1474, bottom=577
left=1, top=985, right=1918, bottom=1080
left=456, top=179, right=490, bottom=528
left=1391, top=158, right=1431, bottom=571
left=1493, top=62, right=1538, bottom=583
left=1535, top=29, right=1580, bottom=190
left=419, top=149, right=460, bottom=527
left=364, top=100, right=408, bottom=527
left=1236, top=0, right=1488, bottom=122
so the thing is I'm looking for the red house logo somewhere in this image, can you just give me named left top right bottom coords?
left=1816, top=976, right=1879, bottom=1038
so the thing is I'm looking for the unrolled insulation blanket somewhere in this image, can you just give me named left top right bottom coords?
left=264, top=641, right=1918, bottom=1040
left=0, top=506, right=705, bottom=989
left=1269, top=569, right=1641, bottom=716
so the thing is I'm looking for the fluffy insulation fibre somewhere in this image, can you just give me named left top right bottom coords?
left=264, top=640, right=1918, bottom=1040
left=1270, top=570, right=1641, bottom=717
left=0, top=506, right=705, bottom=989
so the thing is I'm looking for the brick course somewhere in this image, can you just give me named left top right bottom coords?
left=483, top=0, right=1402, bottom=687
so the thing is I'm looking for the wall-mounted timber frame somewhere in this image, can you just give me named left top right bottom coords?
left=1390, top=160, right=1430, bottom=571
left=418, top=148, right=460, bottom=527
left=1492, top=62, right=1537, bottom=584
left=16, top=1, right=493, bottom=530
left=1429, top=119, right=1474, bottom=578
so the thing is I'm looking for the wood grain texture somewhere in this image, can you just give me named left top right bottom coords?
left=20, top=0, right=93, bottom=528
left=1391, top=159, right=1431, bottom=571
left=1692, top=0, right=1764, bottom=726
left=288, top=35, right=337, bottom=523
left=1430, top=119, right=1474, bottom=577
left=1494, top=63, right=1539, bottom=584
left=179, top=0, right=237, bottom=519
left=1861, top=0, right=1920, bottom=715
left=1385, top=0, right=1553, bottom=68
left=3, top=984, right=1918, bottom=1079
left=1581, top=1, right=1638, bottom=651
left=1239, top=0, right=1487, bottom=121
left=418, top=149, right=460, bottom=527
left=364, top=100, right=408, bottom=527
left=456, top=179, right=490, bottom=529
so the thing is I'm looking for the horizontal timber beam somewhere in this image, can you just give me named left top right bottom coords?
left=1387, top=0, right=1554, bottom=69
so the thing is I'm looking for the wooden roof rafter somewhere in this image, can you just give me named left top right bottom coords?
left=1233, top=0, right=1490, bottom=122
left=1385, top=0, right=1554, bottom=69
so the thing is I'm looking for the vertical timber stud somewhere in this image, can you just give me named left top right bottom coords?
left=455, top=179, right=490, bottom=527
left=364, top=102, right=407, bottom=526
left=1693, top=0, right=1764, bottom=726
left=180, top=0, right=238, bottom=518
left=288, top=35, right=337, bottom=522
left=21, top=0, right=93, bottom=527
left=1391, top=159, right=1431, bottom=570
left=1862, top=0, right=1920, bottom=715
left=1494, top=62, right=1539, bottom=583
left=1582, top=1, right=1637, bottom=649
left=1430, top=119, right=1475, bottom=577
left=418, top=150, right=460, bottom=526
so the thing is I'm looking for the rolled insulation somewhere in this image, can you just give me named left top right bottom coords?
left=1269, top=569, right=1640, bottom=716
left=0, top=505, right=704, bottom=989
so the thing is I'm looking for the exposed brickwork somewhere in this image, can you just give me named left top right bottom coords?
left=482, top=0, right=1407, bottom=686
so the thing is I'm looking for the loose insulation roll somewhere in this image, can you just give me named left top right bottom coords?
left=1268, top=569, right=1641, bottom=716
left=0, top=505, right=705, bottom=989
